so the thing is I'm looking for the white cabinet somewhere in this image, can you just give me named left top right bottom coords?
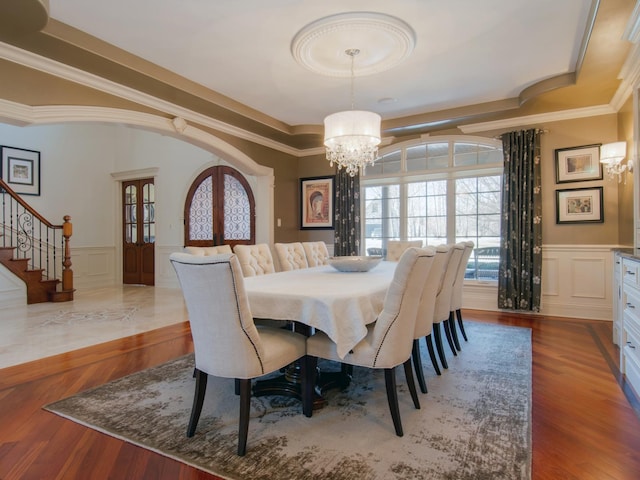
left=613, top=252, right=623, bottom=346
left=621, top=255, right=640, bottom=397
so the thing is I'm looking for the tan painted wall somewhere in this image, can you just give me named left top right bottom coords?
left=618, top=97, right=635, bottom=246
left=537, top=115, right=620, bottom=245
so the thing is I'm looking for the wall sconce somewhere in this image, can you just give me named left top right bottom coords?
left=601, top=141, right=633, bottom=183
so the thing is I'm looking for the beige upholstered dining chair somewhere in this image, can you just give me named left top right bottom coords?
left=411, top=244, right=451, bottom=392
left=386, top=240, right=423, bottom=261
left=431, top=243, right=465, bottom=369
left=304, top=246, right=436, bottom=436
left=450, top=241, right=475, bottom=343
left=274, top=242, right=309, bottom=271
left=302, top=241, right=330, bottom=267
left=233, top=244, right=276, bottom=277
left=169, top=252, right=307, bottom=456
left=184, top=245, right=232, bottom=256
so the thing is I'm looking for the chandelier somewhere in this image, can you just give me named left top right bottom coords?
left=324, top=49, right=381, bottom=176
left=600, top=141, right=632, bottom=183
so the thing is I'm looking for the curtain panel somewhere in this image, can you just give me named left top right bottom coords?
left=333, top=170, right=361, bottom=256
left=498, top=129, right=542, bottom=312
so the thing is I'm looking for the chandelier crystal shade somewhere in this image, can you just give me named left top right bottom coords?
left=323, top=49, right=382, bottom=176
left=324, top=110, right=381, bottom=176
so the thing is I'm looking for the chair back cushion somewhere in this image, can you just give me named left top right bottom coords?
left=170, top=252, right=267, bottom=378
left=184, top=245, right=232, bottom=256
left=450, top=241, right=475, bottom=309
left=274, top=242, right=309, bottom=271
left=233, top=244, right=276, bottom=277
left=433, top=243, right=465, bottom=322
left=370, top=247, right=435, bottom=368
left=302, top=241, right=330, bottom=267
left=386, top=240, right=423, bottom=261
left=414, top=244, right=452, bottom=338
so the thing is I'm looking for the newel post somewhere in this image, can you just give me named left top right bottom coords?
left=62, top=215, right=73, bottom=292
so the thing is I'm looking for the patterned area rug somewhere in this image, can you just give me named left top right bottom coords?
left=45, top=322, right=531, bottom=480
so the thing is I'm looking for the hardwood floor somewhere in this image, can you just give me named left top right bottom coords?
left=1, top=310, right=639, bottom=479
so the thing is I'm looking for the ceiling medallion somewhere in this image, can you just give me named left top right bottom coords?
left=291, top=12, right=416, bottom=78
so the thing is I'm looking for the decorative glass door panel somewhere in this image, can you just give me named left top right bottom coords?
left=184, top=166, right=255, bottom=249
left=122, top=178, right=155, bottom=285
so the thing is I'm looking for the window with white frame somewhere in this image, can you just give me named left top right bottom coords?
left=362, top=136, right=503, bottom=281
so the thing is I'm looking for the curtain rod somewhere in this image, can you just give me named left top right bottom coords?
left=494, top=128, right=548, bottom=139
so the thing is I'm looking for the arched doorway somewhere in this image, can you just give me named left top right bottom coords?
left=184, top=166, right=255, bottom=250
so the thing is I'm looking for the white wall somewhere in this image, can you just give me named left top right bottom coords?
left=0, top=122, right=267, bottom=294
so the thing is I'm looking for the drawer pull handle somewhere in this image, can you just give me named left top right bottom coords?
left=627, top=271, right=636, bottom=276
left=626, top=303, right=636, bottom=309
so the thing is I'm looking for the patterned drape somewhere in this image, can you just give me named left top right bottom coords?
left=498, top=129, right=542, bottom=312
left=333, top=169, right=361, bottom=256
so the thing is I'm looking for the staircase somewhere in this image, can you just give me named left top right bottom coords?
left=0, top=179, right=74, bottom=304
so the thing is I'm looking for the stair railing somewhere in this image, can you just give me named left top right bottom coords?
left=0, top=178, right=73, bottom=292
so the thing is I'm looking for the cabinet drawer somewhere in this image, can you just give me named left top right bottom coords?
left=625, top=316, right=640, bottom=362
left=623, top=287, right=640, bottom=327
left=623, top=258, right=640, bottom=288
left=624, top=342, right=640, bottom=399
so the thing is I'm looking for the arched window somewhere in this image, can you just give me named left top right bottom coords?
left=184, top=166, right=255, bottom=249
left=361, top=136, right=503, bottom=280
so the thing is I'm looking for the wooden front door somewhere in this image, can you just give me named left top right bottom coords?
left=122, top=178, right=155, bottom=285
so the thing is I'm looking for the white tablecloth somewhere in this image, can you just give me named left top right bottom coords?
left=244, top=261, right=396, bottom=358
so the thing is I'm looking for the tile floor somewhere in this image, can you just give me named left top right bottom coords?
left=0, top=285, right=187, bottom=369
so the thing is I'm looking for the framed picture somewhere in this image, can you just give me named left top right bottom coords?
left=556, top=187, right=603, bottom=224
left=1, top=146, right=41, bottom=196
left=555, top=144, right=602, bottom=183
left=300, top=176, right=334, bottom=229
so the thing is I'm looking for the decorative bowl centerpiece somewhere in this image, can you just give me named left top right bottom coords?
left=327, top=255, right=383, bottom=272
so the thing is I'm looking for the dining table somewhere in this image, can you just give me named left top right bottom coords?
left=243, top=260, right=397, bottom=405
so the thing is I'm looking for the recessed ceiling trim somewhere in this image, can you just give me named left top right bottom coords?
left=459, top=105, right=616, bottom=133
left=0, top=41, right=302, bottom=157
left=291, top=12, right=416, bottom=77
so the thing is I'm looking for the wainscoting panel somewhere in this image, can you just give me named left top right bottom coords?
left=541, top=256, right=560, bottom=297
left=462, top=245, right=615, bottom=321
left=156, top=245, right=182, bottom=288
left=71, top=246, right=116, bottom=289
left=570, top=257, right=606, bottom=299
left=0, top=244, right=616, bottom=321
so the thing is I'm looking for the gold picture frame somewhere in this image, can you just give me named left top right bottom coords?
left=300, top=176, right=334, bottom=229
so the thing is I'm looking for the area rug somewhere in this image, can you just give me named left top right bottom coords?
left=45, top=321, right=531, bottom=479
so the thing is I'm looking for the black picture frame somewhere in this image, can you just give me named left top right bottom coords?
left=0, top=145, right=41, bottom=196
left=300, top=176, right=334, bottom=230
left=555, top=144, right=602, bottom=183
left=556, top=186, right=604, bottom=224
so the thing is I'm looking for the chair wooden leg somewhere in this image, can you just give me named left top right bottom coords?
left=234, top=378, right=240, bottom=395
left=187, top=369, right=208, bottom=437
left=384, top=368, right=403, bottom=437
left=456, top=309, right=468, bottom=341
left=443, top=316, right=457, bottom=356
left=403, top=358, right=422, bottom=407
left=449, top=311, right=461, bottom=351
left=433, top=323, right=448, bottom=369
left=303, top=355, right=317, bottom=418
left=412, top=339, right=427, bottom=394
left=237, top=378, right=251, bottom=456
left=425, top=334, right=441, bottom=375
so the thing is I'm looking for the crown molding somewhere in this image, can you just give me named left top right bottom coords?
left=0, top=99, right=274, bottom=178
left=459, top=104, right=617, bottom=134
left=0, top=41, right=307, bottom=157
